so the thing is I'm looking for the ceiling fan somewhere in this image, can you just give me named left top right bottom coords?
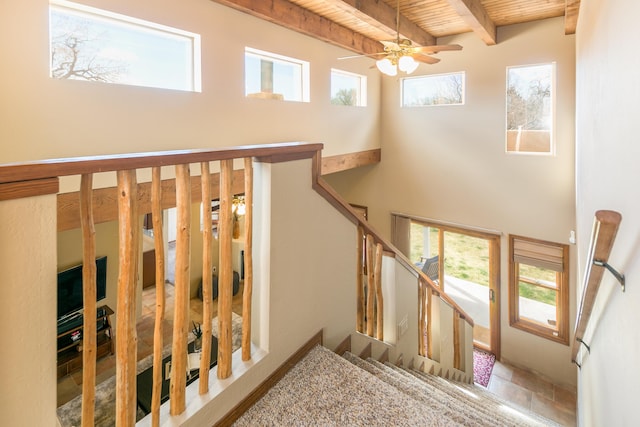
left=339, top=0, right=462, bottom=76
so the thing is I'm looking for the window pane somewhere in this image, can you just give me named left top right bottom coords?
left=506, top=63, right=554, bottom=153
left=402, top=72, right=464, bottom=107
left=245, top=48, right=309, bottom=102
left=49, top=0, right=201, bottom=92
left=331, top=69, right=366, bottom=106
left=518, top=265, right=558, bottom=327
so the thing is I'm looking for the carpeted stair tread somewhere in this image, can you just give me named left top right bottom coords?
left=235, top=344, right=561, bottom=426
left=373, top=360, right=518, bottom=427
left=365, top=357, right=520, bottom=427
left=342, top=352, right=479, bottom=426
left=235, top=345, right=462, bottom=426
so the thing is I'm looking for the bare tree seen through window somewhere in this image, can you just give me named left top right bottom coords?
left=402, top=73, right=464, bottom=107
left=50, top=13, right=127, bottom=83
left=331, top=88, right=357, bottom=106
left=506, top=63, right=554, bottom=153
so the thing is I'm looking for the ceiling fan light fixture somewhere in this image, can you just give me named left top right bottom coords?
left=398, top=55, right=419, bottom=74
left=376, top=57, right=397, bottom=76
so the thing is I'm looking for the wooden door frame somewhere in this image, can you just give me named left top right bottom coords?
left=405, top=216, right=501, bottom=359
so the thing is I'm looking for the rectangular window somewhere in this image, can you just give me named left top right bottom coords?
left=49, top=0, right=201, bottom=92
left=509, top=235, right=569, bottom=345
left=245, top=47, right=310, bottom=102
left=330, top=69, right=366, bottom=106
left=506, top=63, right=555, bottom=154
left=401, top=72, right=464, bottom=107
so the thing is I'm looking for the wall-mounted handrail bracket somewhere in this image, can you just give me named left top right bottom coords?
left=576, top=337, right=591, bottom=354
left=593, top=259, right=625, bottom=292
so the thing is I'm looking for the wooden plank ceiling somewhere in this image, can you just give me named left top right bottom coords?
left=212, top=0, right=579, bottom=56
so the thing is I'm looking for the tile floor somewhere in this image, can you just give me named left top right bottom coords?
left=487, top=358, right=577, bottom=426
left=58, top=283, right=576, bottom=427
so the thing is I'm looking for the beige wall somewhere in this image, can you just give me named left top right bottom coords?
left=325, top=17, right=577, bottom=386
left=0, top=196, right=57, bottom=425
left=0, top=0, right=380, bottom=164
left=575, top=1, right=640, bottom=425
left=182, top=158, right=360, bottom=425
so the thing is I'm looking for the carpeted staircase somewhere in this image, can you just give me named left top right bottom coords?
left=234, top=344, right=560, bottom=426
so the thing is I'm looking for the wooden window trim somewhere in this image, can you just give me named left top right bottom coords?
left=509, top=235, right=569, bottom=345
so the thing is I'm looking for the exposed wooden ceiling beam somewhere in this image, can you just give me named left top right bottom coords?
left=211, top=0, right=381, bottom=56
left=444, top=0, right=497, bottom=45
left=333, top=0, right=436, bottom=46
left=564, top=0, right=581, bottom=35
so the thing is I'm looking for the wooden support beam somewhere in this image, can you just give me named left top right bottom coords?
left=356, top=226, right=365, bottom=334
left=444, top=0, right=496, bottom=45
left=199, top=162, right=214, bottom=393
left=365, top=234, right=375, bottom=337
left=333, top=0, right=436, bottom=46
left=150, top=167, right=165, bottom=427
left=374, top=241, right=384, bottom=341
left=80, top=174, right=96, bottom=427
left=453, top=311, right=461, bottom=370
left=241, top=157, right=254, bottom=361
left=321, top=149, right=381, bottom=176
left=426, top=287, right=433, bottom=360
left=170, top=164, right=191, bottom=415
left=211, top=0, right=381, bottom=56
left=115, top=170, right=139, bottom=426
left=565, top=0, right=581, bottom=35
left=57, top=170, right=245, bottom=232
left=218, top=159, right=234, bottom=379
left=418, top=280, right=425, bottom=356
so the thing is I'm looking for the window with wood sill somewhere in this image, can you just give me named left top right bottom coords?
left=508, top=235, right=569, bottom=345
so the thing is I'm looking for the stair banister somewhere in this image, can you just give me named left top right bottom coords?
left=572, top=209, right=623, bottom=366
left=0, top=142, right=322, bottom=425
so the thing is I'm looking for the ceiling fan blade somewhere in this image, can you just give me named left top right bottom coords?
left=338, top=52, right=386, bottom=60
left=412, top=53, right=441, bottom=65
left=414, top=44, right=463, bottom=54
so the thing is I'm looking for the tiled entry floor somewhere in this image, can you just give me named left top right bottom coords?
left=488, top=359, right=577, bottom=426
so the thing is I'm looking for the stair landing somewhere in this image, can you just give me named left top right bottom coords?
left=488, top=359, right=576, bottom=426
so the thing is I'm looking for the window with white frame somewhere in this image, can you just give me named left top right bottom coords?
left=49, top=0, right=201, bottom=92
left=244, top=47, right=310, bottom=102
left=506, top=63, right=555, bottom=154
left=330, top=69, right=366, bottom=106
left=401, top=72, right=464, bottom=107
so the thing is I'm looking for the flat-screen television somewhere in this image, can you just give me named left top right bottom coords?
left=57, top=256, right=107, bottom=321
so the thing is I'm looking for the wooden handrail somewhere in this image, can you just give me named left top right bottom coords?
left=572, top=210, right=623, bottom=364
left=312, top=175, right=474, bottom=327
left=0, top=142, right=323, bottom=184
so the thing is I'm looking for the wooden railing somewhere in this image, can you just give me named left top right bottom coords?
left=0, top=142, right=320, bottom=426
left=572, top=210, right=623, bottom=366
left=312, top=175, right=474, bottom=372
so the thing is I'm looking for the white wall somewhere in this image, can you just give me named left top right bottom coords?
left=575, top=1, right=640, bottom=425
left=0, top=0, right=380, bottom=164
left=325, top=17, right=577, bottom=386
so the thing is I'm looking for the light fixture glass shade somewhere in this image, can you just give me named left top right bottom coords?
left=398, top=55, right=419, bottom=74
left=376, top=58, right=397, bottom=76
